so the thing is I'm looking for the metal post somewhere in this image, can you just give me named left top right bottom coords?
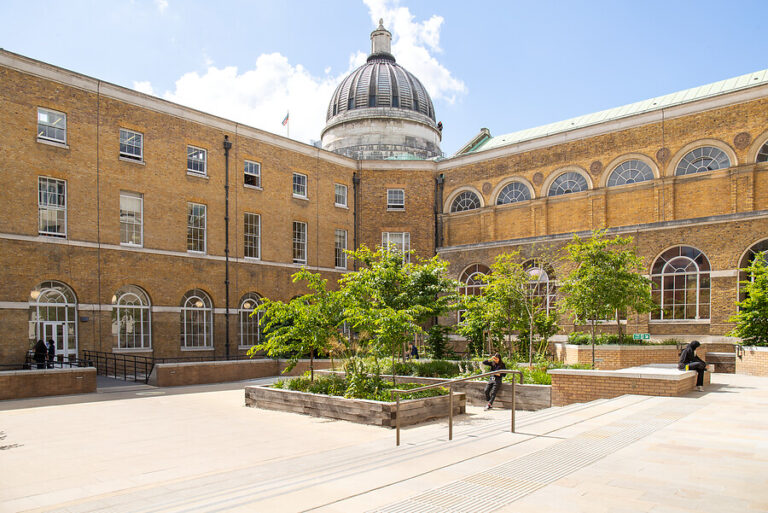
left=396, top=394, right=401, bottom=446
left=448, top=386, right=453, bottom=441
left=511, top=379, right=516, bottom=433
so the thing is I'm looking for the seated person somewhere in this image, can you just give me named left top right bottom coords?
left=678, top=340, right=707, bottom=391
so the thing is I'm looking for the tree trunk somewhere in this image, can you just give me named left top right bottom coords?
left=391, top=352, right=396, bottom=385
left=590, top=319, right=596, bottom=369
left=310, top=350, right=315, bottom=381
left=528, top=313, right=534, bottom=367
left=616, top=310, right=624, bottom=343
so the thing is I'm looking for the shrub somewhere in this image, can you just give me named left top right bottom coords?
left=271, top=373, right=447, bottom=401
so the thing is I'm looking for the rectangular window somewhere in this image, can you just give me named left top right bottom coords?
left=37, top=108, right=67, bottom=144
left=119, top=129, right=143, bottom=161
left=187, top=203, right=206, bottom=253
left=187, top=146, right=207, bottom=175
left=293, top=173, right=307, bottom=198
left=244, top=160, right=261, bottom=188
left=382, top=231, right=410, bottom=263
left=293, top=221, right=307, bottom=264
left=38, top=177, right=66, bottom=237
left=120, top=191, right=143, bottom=246
left=387, top=189, right=405, bottom=210
left=244, top=213, right=261, bottom=259
left=335, top=229, right=347, bottom=269
left=334, top=184, right=348, bottom=207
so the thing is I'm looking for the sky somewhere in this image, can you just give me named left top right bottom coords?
left=1, top=0, right=767, bottom=155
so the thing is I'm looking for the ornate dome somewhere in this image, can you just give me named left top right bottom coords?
left=321, top=21, right=441, bottom=161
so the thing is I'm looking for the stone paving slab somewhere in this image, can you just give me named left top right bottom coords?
left=1, top=374, right=767, bottom=512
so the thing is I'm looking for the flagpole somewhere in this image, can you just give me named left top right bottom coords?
left=287, top=110, right=290, bottom=139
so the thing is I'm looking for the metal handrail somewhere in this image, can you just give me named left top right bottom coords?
left=391, top=369, right=523, bottom=446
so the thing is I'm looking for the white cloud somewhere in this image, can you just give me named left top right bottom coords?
left=131, top=0, right=464, bottom=144
left=154, top=0, right=168, bottom=14
left=132, top=81, right=155, bottom=95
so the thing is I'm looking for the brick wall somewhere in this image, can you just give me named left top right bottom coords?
left=148, top=358, right=334, bottom=387
left=0, top=368, right=97, bottom=400
left=735, top=346, right=768, bottom=376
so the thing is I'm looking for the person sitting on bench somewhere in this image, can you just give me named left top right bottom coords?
left=678, top=340, right=707, bottom=392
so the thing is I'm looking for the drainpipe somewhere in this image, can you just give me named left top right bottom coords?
left=434, top=173, right=445, bottom=252
left=353, top=172, right=360, bottom=270
left=223, top=135, right=232, bottom=359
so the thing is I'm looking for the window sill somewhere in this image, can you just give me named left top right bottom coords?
left=293, top=261, right=307, bottom=266
left=113, top=348, right=152, bottom=353
left=37, top=138, right=69, bottom=149
left=292, top=194, right=309, bottom=201
left=387, top=207, right=405, bottom=212
left=244, top=184, right=263, bottom=191
left=187, top=250, right=207, bottom=255
left=39, top=232, right=67, bottom=239
left=187, top=172, right=209, bottom=179
left=335, top=266, right=348, bottom=271
left=244, top=256, right=261, bottom=262
left=120, top=242, right=143, bottom=248
left=238, top=346, right=256, bottom=350
left=649, top=319, right=710, bottom=324
left=119, top=156, right=145, bottom=165
left=180, top=347, right=214, bottom=351
left=334, top=204, right=349, bottom=209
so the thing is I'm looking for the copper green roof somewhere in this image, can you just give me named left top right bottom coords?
left=469, top=69, right=768, bottom=154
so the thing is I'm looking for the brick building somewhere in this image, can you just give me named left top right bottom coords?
left=1, top=30, right=767, bottom=364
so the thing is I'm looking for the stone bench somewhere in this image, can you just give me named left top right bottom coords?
left=549, top=364, right=710, bottom=406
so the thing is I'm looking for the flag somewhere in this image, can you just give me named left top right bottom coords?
left=282, top=112, right=289, bottom=126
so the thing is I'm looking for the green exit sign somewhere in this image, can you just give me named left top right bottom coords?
left=633, top=333, right=651, bottom=340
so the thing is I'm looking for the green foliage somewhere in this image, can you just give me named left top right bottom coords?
left=730, top=256, right=768, bottom=346
left=341, top=245, right=459, bottom=377
left=567, top=332, right=679, bottom=346
left=425, top=324, right=453, bottom=359
left=272, top=373, right=447, bottom=401
left=250, top=268, right=346, bottom=380
left=559, top=231, right=654, bottom=360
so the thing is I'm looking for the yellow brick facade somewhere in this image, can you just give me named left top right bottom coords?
left=1, top=49, right=768, bottom=365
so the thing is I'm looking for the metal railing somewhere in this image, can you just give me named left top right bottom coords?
left=390, top=369, right=523, bottom=446
left=22, top=353, right=94, bottom=370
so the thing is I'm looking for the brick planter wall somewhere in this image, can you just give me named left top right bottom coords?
left=549, top=367, right=710, bottom=406
left=735, top=347, right=768, bottom=376
left=148, top=359, right=333, bottom=387
left=0, top=368, right=96, bottom=400
left=244, top=385, right=466, bottom=428
left=551, top=344, right=680, bottom=370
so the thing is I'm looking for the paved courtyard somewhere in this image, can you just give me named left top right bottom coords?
left=1, top=373, right=767, bottom=512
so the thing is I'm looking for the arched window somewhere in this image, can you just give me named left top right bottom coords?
left=458, top=264, right=490, bottom=322
left=29, top=281, right=78, bottom=361
left=450, top=191, right=482, bottom=212
left=112, top=286, right=151, bottom=349
left=675, top=146, right=731, bottom=176
left=239, top=292, right=262, bottom=349
left=548, top=172, right=588, bottom=196
left=607, top=160, right=654, bottom=187
left=496, top=181, right=531, bottom=205
left=651, top=246, right=710, bottom=320
left=180, top=289, right=213, bottom=348
left=757, top=140, right=768, bottom=163
left=524, top=260, right=557, bottom=315
left=738, top=239, right=768, bottom=302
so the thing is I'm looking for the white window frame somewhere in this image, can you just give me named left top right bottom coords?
left=113, top=286, right=152, bottom=350
left=119, top=128, right=144, bottom=161
left=38, top=176, right=67, bottom=238
left=293, top=173, right=308, bottom=199
left=387, top=189, right=405, bottom=211
left=244, top=160, right=261, bottom=189
left=293, top=221, right=307, bottom=264
left=187, top=202, right=207, bottom=254
left=334, top=184, right=348, bottom=208
left=119, top=191, right=143, bottom=247
left=180, top=289, right=213, bottom=349
left=335, top=229, right=348, bottom=269
left=381, top=231, right=410, bottom=263
left=37, top=107, right=67, bottom=145
left=238, top=293, right=262, bottom=349
left=187, top=145, right=207, bottom=176
left=244, top=212, right=261, bottom=260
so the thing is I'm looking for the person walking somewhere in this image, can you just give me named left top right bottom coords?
left=33, top=339, right=47, bottom=369
left=678, top=340, right=707, bottom=391
left=47, top=339, right=56, bottom=368
left=483, top=353, right=505, bottom=410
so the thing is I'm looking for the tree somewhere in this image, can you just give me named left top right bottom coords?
left=559, top=231, right=654, bottom=367
left=341, top=244, right=458, bottom=382
left=729, top=255, right=768, bottom=346
left=250, top=268, right=345, bottom=380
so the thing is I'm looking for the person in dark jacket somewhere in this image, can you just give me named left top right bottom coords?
left=33, top=339, right=47, bottom=369
left=47, top=339, right=56, bottom=368
left=482, top=353, right=505, bottom=410
left=678, top=340, right=707, bottom=391
left=408, top=342, right=419, bottom=360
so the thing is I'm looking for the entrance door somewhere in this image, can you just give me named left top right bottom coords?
left=42, top=322, right=75, bottom=362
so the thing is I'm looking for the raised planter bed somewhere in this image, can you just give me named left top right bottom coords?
left=314, top=370, right=550, bottom=410
left=244, top=384, right=465, bottom=428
